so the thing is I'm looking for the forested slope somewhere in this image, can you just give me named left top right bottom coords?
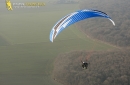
left=53, top=49, right=130, bottom=85
left=78, top=0, right=130, bottom=47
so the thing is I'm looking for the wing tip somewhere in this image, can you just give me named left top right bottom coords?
left=50, top=39, right=53, bottom=42
left=109, top=18, right=115, bottom=26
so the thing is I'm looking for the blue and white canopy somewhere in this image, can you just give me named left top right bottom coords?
left=50, top=9, right=115, bottom=42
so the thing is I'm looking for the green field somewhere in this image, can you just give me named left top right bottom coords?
left=0, top=3, right=116, bottom=85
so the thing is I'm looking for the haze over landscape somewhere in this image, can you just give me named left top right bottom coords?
left=0, top=0, right=130, bottom=85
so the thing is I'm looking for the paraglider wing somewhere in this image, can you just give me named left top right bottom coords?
left=50, top=9, right=115, bottom=42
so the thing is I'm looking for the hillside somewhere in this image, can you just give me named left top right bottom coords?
left=78, top=0, right=130, bottom=47
left=52, top=1, right=130, bottom=84
left=53, top=49, right=130, bottom=85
